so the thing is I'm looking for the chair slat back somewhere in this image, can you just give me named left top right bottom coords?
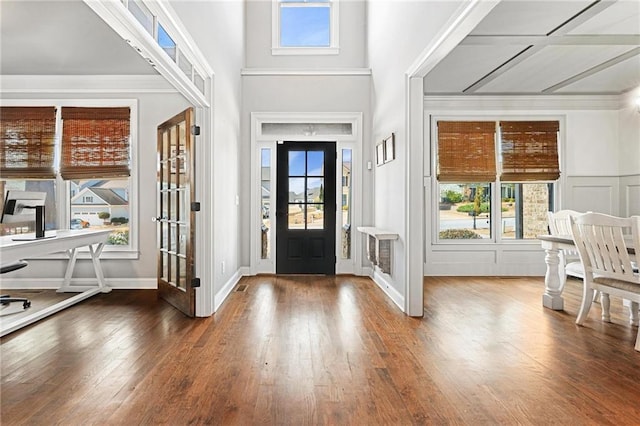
left=570, top=213, right=640, bottom=284
left=548, top=210, right=581, bottom=236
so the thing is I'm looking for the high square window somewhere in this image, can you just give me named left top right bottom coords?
left=272, top=0, right=339, bottom=55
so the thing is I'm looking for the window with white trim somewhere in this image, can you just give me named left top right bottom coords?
left=272, top=0, right=339, bottom=55
left=435, top=120, right=559, bottom=242
left=0, top=101, right=138, bottom=257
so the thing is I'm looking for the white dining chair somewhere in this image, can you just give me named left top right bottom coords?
left=547, top=210, right=584, bottom=291
left=569, top=213, right=640, bottom=351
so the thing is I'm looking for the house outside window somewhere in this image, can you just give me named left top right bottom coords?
left=435, top=120, right=559, bottom=242
left=272, top=0, right=339, bottom=55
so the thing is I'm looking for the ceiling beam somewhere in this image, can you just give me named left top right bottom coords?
left=542, top=46, right=640, bottom=93
left=461, top=34, right=640, bottom=46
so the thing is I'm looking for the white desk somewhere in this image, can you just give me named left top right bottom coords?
left=0, top=228, right=112, bottom=336
left=538, top=234, right=635, bottom=311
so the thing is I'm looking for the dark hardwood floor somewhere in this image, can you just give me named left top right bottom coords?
left=2, top=275, right=640, bottom=425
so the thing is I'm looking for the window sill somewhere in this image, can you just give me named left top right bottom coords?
left=271, top=47, right=340, bottom=56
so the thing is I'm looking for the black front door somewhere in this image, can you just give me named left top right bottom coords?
left=276, top=141, right=336, bottom=275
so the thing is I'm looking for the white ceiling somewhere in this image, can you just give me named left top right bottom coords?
left=0, top=0, right=155, bottom=75
left=1, top=0, right=638, bottom=97
left=424, top=0, right=640, bottom=95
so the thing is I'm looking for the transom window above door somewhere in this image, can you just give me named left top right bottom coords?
left=272, top=0, right=340, bottom=55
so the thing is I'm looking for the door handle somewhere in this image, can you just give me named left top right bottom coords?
left=152, top=216, right=163, bottom=222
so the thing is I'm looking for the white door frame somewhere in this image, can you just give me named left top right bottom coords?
left=249, top=112, right=364, bottom=275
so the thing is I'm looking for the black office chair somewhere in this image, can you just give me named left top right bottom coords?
left=1, top=260, right=32, bottom=309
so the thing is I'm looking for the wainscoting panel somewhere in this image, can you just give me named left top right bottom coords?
left=621, top=175, right=640, bottom=217
left=565, top=176, right=619, bottom=215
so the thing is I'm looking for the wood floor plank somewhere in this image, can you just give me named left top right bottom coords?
left=2, top=275, right=640, bottom=425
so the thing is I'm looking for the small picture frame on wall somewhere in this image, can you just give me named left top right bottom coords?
left=376, top=142, right=385, bottom=166
left=383, top=133, right=395, bottom=163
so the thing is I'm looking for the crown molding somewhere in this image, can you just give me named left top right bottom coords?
left=0, top=75, right=176, bottom=94
left=424, top=94, right=621, bottom=110
left=241, top=68, right=371, bottom=76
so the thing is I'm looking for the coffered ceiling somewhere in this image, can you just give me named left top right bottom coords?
left=424, top=0, right=640, bottom=95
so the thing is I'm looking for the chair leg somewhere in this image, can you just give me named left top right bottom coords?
left=600, top=293, right=611, bottom=322
left=635, top=327, right=640, bottom=352
left=630, top=301, right=639, bottom=326
left=576, top=279, right=595, bottom=325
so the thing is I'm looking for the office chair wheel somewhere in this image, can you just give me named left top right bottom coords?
left=23, top=300, right=31, bottom=309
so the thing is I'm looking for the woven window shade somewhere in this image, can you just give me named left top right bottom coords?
left=0, top=107, right=57, bottom=179
left=437, top=121, right=496, bottom=182
left=500, top=121, right=560, bottom=182
left=60, top=107, right=131, bottom=180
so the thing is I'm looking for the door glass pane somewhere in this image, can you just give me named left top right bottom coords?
left=177, top=121, right=187, bottom=182
left=170, top=223, right=178, bottom=252
left=307, top=177, right=324, bottom=203
left=161, top=131, right=170, bottom=190
left=341, top=149, right=352, bottom=259
left=261, top=148, right=271, bottom=259
left=289, top=178, right=305, bottom=202
left=306, top=151, right=324, bottom=176
left=288, top=151, right=305, bottom=176
left=178, top=256, right=187, bottom=289
left=178, top=225, right=188, bottom=255
left=288, top=204, right=305, bottom=229
left=307, top=204, right=324, bottom=229
left=170, top=190, right=177, bottom=219
left=162, top=252, right=169, bottom=281
left=170, top=254, right=178, bottom=285
left=160, top=222, right=169, bottom=251
left=161, top=191, right=169, bottom=220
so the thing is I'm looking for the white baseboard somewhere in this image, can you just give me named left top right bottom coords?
left=372, top=270, right=405, bottom=312
left=214, top=269, right=247, bottom=312
left=0, top=277, right=156, bottom=290
left=361, top=266, right=374, bottom=277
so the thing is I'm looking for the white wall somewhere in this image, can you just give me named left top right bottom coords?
left=618, top=87, right=640, bottom=216
left=1, top=83, right=190, bottom=284
left=241, top=0, right=371, bottom=269
left=245, top=0, right=366, bottom=69
left=240, top=75, right=372, bottom=267
left=170, top=0, right=245, bottom=298
left=367, top=1, right=462, bottom=297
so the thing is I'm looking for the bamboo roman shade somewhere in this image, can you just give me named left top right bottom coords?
left=0, top=107, right=57, bottom=179
left=60, top=107, right=131, bottom=180
left=500, top=121, right=560, bottom=181
left=437, top=121, right=496, bottom=182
